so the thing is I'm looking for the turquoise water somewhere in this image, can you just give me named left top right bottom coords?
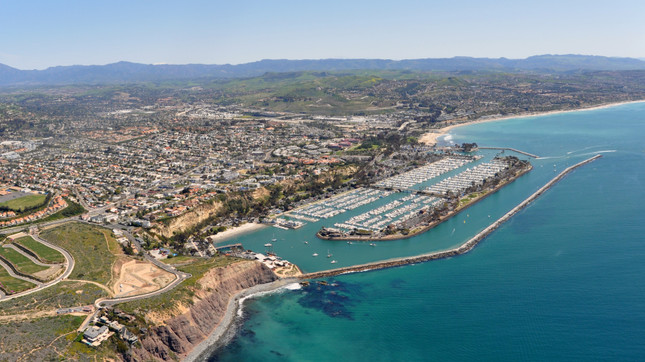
left=211, top=103, right=645, bottom=361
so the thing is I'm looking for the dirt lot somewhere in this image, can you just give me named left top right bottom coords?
left=113, top=260, right=175, bottom=297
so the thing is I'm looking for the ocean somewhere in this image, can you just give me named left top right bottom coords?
left=209, top=102, right=645, bottom=361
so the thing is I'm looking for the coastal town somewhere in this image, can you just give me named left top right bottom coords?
left=0, top=64, right=642, bottom=360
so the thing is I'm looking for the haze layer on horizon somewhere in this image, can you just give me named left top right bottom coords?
left=2, top=0, right=644, bottom=70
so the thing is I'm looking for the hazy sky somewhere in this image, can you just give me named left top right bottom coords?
left=1, top=0, right=644, bottom=69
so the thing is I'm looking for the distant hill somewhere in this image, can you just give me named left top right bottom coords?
left=1, top=55, right=645, bottom=86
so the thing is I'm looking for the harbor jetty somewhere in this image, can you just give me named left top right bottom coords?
left=301, top=154, right=601, bottom=280
left=478, top=147, right=539, bottom=158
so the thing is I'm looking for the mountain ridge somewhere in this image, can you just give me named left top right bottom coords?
left=1, top=54, right=644, bottom=86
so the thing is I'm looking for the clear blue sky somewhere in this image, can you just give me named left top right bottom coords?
left=1, top=0, right=644, bottom=69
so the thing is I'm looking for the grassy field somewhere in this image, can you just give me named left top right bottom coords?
left=40, top=222, right=118, bottom=285
left=14, top=236, right=66, bottom=264
left=0, top=193, right=47, bottom=212
left=457, top=191, right=487, bottom=209
left=0, top=246, right=49, bottom=275
left=120, top=256, right=241, bottom=314
left=161, top=255, right=198, bottom=265
left=0, top=266, right=36, bottom=293
left=0, top=280, right=108, bottom=316
left=0, top=315, right=118, bottom=361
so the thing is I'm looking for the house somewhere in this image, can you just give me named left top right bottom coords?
left=120, top=327, right=139, bottom=344
left=82, top=325, right=111, bottom=346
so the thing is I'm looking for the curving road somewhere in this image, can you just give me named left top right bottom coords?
left=0, top=228, right=74, bottom=301
left=3, top=243, right=58, bottom=267
left=96, top=268, right=191, bottom=308
left=0, top=258, right=43, bottom=286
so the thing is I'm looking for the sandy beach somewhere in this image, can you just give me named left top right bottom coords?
left=207, top=222, right=267, bottom=243
left=183, top=99, right=645, bottom=361
left=419, top=100, right=645, bottom=146
left=184, top=278, right=298, bottom=362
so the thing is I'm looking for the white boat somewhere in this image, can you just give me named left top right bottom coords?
left=304, top=241, right=308, bottom=244
left=327, top=249, right=332, bottom=258
left=370, top=243, right=376, bottom=246
left=331, top=260, right=337, bottom=264
left=312, top=253, right=318, bottom=257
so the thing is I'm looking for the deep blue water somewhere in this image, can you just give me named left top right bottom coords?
left=210, top=103, right=645, bottom=361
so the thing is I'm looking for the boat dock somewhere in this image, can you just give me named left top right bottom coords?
left=300, top=154, right=601, bottom=280
left=214, top=243, right=244, bottom=252
left=478, top=147, right=539, bottom=158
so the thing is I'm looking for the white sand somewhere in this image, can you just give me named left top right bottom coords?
left=207, top=222, right=267, bottom=243
left=419, top=100, right=645, bottom=146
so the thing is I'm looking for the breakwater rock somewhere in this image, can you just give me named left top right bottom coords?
left=302, top=155, right=602, bottom=280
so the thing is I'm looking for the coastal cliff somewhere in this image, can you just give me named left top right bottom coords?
left=153, top=201, right=223, bottom=238
left=128, top=261, right=277, bottom=361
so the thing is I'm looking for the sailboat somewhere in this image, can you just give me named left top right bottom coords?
left=327, top=249, right=332, bottom=258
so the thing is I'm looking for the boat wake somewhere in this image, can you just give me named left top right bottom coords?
left=577, top=150, right=616, bottom=157
left=566, top=145, right=607, bottom=155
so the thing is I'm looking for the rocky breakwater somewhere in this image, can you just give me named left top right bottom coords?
left=128, top=261, right=277, bottom=361
left=303, top=155, right=602, bottom=280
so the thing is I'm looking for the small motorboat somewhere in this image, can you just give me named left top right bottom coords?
left=312, top=253, right=318, bottom=257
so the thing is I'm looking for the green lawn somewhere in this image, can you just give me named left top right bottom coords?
left=0, top=193, right=47, bottom=212
left=14, top=236, right=66, bottom=264
left=0, top=266, right=36, bottom=293
left=0, top=246, right=49, bottom=275
left=40, top=222, right=117, bottom=285
left=458, top=191, right=487, bottom=208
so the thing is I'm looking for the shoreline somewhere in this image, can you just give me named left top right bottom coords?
left=301, top=154, right=602, bottom=280
left=183, top=277, right=298, bottom=362
left=419, top=99, right=645, bottom=146
left=207, top=222, right=267, bottom=243
left=186, top=155, right=601, bottom=360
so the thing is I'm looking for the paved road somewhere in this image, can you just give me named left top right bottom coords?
left=3, top=243, right=57, bottom=267
left=0, top=229, right=75, bottom=301
left=0, top=258, right=42, bottom=286
left=96, top=267, right=190, bottom=308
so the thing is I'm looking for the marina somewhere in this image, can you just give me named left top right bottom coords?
left=301, top=154, right=602, bottom=279
left=374, top=155, right=478, bottom=189
left=334, top=194, right=442, bottom=232
left=286, top=188, right=393, bottom=221
left=426, top=159, right=509, bottom=196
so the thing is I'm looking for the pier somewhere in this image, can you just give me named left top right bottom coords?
left=300, top=154, right=601, bottom=280
left=215, top=243, right=243, bottom=252
left=478, top=147, right=539, bottom=158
